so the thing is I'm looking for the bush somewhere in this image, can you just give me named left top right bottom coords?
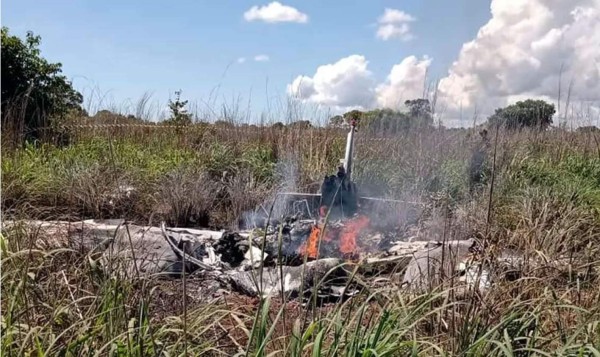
left=163, top=90, right=193, bottom=126
left=488, top=99, right=555, bottom=130
left=1, top=27, right=83, bottom=143
left=329, top=99, right=434, bottom=135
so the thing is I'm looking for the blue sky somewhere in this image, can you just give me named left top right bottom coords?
left=3, top=1, right=598, bottom=126
left=3, top=1, right=490, bottom=116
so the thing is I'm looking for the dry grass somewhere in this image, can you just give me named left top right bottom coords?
left=2, top=113, right=600, bottom=355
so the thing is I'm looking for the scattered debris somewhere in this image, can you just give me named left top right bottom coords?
left=401, top=239, right=479, bottom=291
left=228, top=258, right=348, bottom=298
left=2, top=218, right=553, bottom=300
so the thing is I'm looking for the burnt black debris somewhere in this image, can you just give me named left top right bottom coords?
left=213, top=232, right=248, bottom=267
left=228, top=258, right=350, bottom=299
left=320, top=166, right=358, bottom=219
left=8, top=219, right=539, bottom=299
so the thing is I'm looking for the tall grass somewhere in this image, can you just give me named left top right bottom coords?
left=2, top=108, right=600, bottom=355
left=2, top=213, right=599, bottom=355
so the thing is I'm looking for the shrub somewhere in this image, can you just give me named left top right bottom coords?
left=1, top=27, right=84, bottom=143
left=488, top=99, right=556, bottom=130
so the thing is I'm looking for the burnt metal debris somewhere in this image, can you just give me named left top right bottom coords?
left=320, top=166, right=359, bottom=220
left=4, top=218, right=545, bottom=300
left=274, top=119, right=422, bottom=221
left=10, top=215, right=584, bottom=305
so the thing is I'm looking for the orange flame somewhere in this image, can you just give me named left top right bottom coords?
left=299, top=224, right=322, bottom=259
left=339, top=215, right=370, bottom=258
left=298, top=215, right=370, bottom=260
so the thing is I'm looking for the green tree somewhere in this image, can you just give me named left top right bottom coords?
left=405, top=98, right=433, bottom=127
left=361, top=108, right=409, bottom=133
left=344, top=110, right=364, bottom=122
left=165, top=90, right=193, bottom=125
left=214, top=119, right=234, bottom=128
left=328, top=115, right=345, bottom=128
left=1, top=27, right=83, bottom=141
left=344, top=108, right=426, bottom=134
left=90, top=110, right=144, bottom=125
left=328, top=110, right=364, bottom=128
left=488, top=99, right=555, bottom=130
left=576, top=125, right=599, bottom=133
left=288, top=120, right=312, bottom=129
left=271, top=122, right=285, bottom=129
left=328, top=100, right=435, bottom=134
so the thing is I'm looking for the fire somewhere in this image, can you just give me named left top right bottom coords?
left=339, top=215, right=370, bottom=257
left=299, top=224, right=322, bottom=259
left=298, top=215, right=370, bottom=260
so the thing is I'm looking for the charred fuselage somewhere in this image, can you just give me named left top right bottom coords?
left=319, top=166, right=358, bottom=220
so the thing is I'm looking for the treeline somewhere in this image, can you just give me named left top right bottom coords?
left=328, top=98, right=561, bottom=134
left=2, top=27, right=597, bottom=146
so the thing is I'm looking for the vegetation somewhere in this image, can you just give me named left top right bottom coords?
left=2, top=28, right=600, bottom=356
left=488, top=99, right=556, bottom=130
left=329, top=99, right=435, bottom=134
left=164, top=90, right=193, bottom=126
left=1, top=27, right=84, bottom=142
left=3, top=120, right=600, bottom=355
left=405, top=98, right=433, bottom=125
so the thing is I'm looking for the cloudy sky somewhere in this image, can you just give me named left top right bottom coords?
left=3, top=0, right=599, bottom=126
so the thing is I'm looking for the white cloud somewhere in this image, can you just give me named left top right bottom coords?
left=287, top=54, right=433, bottom=113
left=437, top=0, right=600, bottom=123
left=237, top=57, right=246, bottom=64
left=254, top=54, right=270, bottom=62
left=244, top=2, right=308, bottom=23
left=376, top=56, right=432, bottom=108
left=379, top=8, right=415, bottom=23
left=376, top=8, right=416, bottom=41
left=286, top=0, right=600, bottom=125
left=287, top=55, right=376, bottom=111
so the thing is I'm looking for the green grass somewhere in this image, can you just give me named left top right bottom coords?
left=2, top=125, right=600, bottom=355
